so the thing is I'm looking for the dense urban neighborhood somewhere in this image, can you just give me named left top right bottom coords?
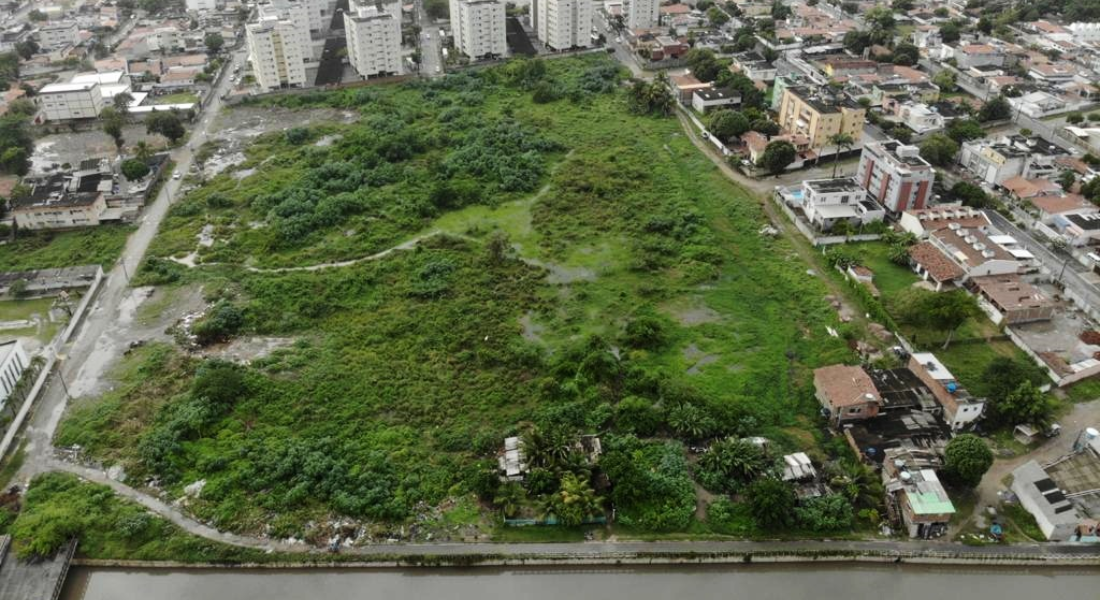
left=0, top=0, right=1098, bottom=593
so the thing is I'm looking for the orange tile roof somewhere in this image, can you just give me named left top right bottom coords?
left=909, top=242, right=964, bottom=282
left=813, top=365, right=881, bottom=409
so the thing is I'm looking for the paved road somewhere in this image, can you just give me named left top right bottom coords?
left=415, top=0, right=443, bottom=77
left=16, top=48, right=248, bottom=485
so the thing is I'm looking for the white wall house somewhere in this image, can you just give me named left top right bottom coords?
left=37, top=82, right=104, bottom=121
left=247, top=4, right=309, bottom=91
left=0, top=340, right=28, bottom=412
left=1069, top=22, right=1100, bottom=45
left=798, top=177, right=885, bottom=231
left=536, top=0, right=591, bottom=51
left=344, top=1, right=404, bottom=78
left=627, top=0, right=658, bottom=30
left=454, top=0, right=507, bottom=60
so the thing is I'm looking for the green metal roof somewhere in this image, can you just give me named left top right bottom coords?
left=909, top=491, right=956, bottom=515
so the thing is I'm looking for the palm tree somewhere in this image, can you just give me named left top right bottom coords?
left=494, top=481, right=526, bottom=518
left=829, top=133, right=855, bottom=178
left=522, top=425, right=575, bottom=471
left=541, top=472, right=602, bottom=526
left=829, top=460, right=883, bottom=509
left=134, top=141, right=153, bottom=162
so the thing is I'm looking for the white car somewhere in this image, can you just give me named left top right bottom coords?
left=173, top=172, right=182, bottom=180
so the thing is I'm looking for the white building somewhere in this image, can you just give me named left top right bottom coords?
left=453, top=0, right=507, bottom=60
left=186, top=0, right=219, bottom=11
left=626, top=0, right=658, bottom=30
left=536, top=0, right=592, bottom=51
left=1068, top=22, right=1100, bottom=45
left=36, top=21, right=78, bottom=49
left=0, top=340, right=28, bottom=412
left=344, top=0, right=404, bottom=78
left=897, top=102, right=945, bottom=135
left=71, top=70, right=133, bottom=102
left=783, top=177, right=885, bottom=232
left=247, top=3, right=310, bottom=92
left=147, top=27, right=182, bottom=53
left=37, top=82, right=104, bottom=121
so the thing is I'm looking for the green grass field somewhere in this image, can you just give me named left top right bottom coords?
left=52, top=56, right=860, bottom=544
left=0, top=225, right=133, bottom=272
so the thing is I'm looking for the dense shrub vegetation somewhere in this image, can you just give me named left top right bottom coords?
left=59, top=56, right=857, bottom=537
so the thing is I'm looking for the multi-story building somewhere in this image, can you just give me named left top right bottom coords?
left=185, top=0, right=218, bottom=11
left=344, top=0, right=403, bottom=77
left=36, top=21, right=78, bottom=49
left=247, top=2, right=310, bottom=91
left=11, top=173, right=109, bottom=230
left=36, top=82, right=103, bottom=121
left=147, top=27, right=182, bottom=53
left=785, top=177, right=885, bottom=232
left=536, top=0, right=591, bottom=51
left=453, top=0, right=506, bottom=60
left=776, top=86, right=865, bottom=149
left=627, top=0, right=658, bottom=30
left=958, top=135, right=1068, bottom=186
left=856, top=140, right=935, bottom=213
left=0, top=340, right=28, bottom=412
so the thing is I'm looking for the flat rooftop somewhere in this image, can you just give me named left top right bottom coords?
left=805, top=177, right=863, bottom=194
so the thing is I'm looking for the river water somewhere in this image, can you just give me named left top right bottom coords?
left=61, top=564, right=1099, bottom=600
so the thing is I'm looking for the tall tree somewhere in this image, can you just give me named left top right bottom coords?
left=542, top=472, right=602, bottom=526
left=828, top=133, right=854, bottom=178
left=944, top=434, right=993, bottom=487
left=101, top=106, right=126, bottom=153
left=113, top=91, right=135, bottom=113
left=746, top=478, right=796, bottom=529
left=758, top=140, right=796, bottom=175
left=145, top=111, right=186, bottom=144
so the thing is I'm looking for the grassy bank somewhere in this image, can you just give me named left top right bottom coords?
left=0, top=225, right=133, bottom=272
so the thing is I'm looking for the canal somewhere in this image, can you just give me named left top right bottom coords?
left=62, top=563, right=1099, bottom=600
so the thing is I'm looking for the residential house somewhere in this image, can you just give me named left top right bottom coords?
left=776, top=85, right=866, bottom=149
left=882, top=448, right=955, bottom=539
left=157, top=66, right=202, bottom=88
left=856, top=141, right=935, bottom=213
left=925, top=225, right=1026, bottom=281
left=907, top=241, right=965, bottom=290
left=949, top=43, right=1005, bottom=69
left=959, top=135, right=1069, bottom=185
left=907, top=352, right=984, bottom=431
left=1002, top=176, right=1062, bottom=202
left=729, top=51, right=777, bottom=82
left=1050, top=212, right=1100, bottom=246
left=692, top=87, right=740, bottom=114
left=794, top=177, right=884, bottom=231
left=970, top=274, right=1055, bottom=325
left=1028, top=194, right=1096, bottom=223
left=11, top=181, right=107, bottom=230
left=743, top=131, right=810, bottom=166
left=669, top=73, right=711, bottom=104
left=813, top=364, right=882, bottom=427
left=1010, top=90, right=1069, bottom=118
left=1029, top=62, right=1077, bottom=84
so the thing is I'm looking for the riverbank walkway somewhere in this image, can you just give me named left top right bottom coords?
left=0, top=536, right=76, bottom=600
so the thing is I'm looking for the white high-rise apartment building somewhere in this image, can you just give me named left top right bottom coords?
left=185, top=0, right=218, bottom=12
left=344, top=0, right=403, bottom=78
left=247, top=2, right=309, bottom=91
left=454, top=0, right=506, bottom=60
left=626, top=0, right=657, bottom=30
left=536, top=0, right=591, bottom=51
left=302, top=0, right=328, bottom=32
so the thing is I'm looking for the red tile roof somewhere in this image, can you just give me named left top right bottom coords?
left=909, top=242, right=964, bottom=283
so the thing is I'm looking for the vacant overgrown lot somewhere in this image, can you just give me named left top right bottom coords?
left=54, top=56, right=857, bottom=541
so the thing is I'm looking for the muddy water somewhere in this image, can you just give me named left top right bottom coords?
left=61, top=564, right=1097, bottom=600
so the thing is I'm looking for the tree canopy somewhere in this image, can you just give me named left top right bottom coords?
left=920, top=133, right=959, bottom=166
left=758, top=140, right=796, bottom=175
left=944, top=434, right=993, bottom=488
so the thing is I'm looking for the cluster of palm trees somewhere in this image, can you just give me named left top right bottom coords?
left=492, top=425, right=604, bottom=526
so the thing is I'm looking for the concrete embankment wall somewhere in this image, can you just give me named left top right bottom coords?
left=73, top=550, right=1100, bottom=570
